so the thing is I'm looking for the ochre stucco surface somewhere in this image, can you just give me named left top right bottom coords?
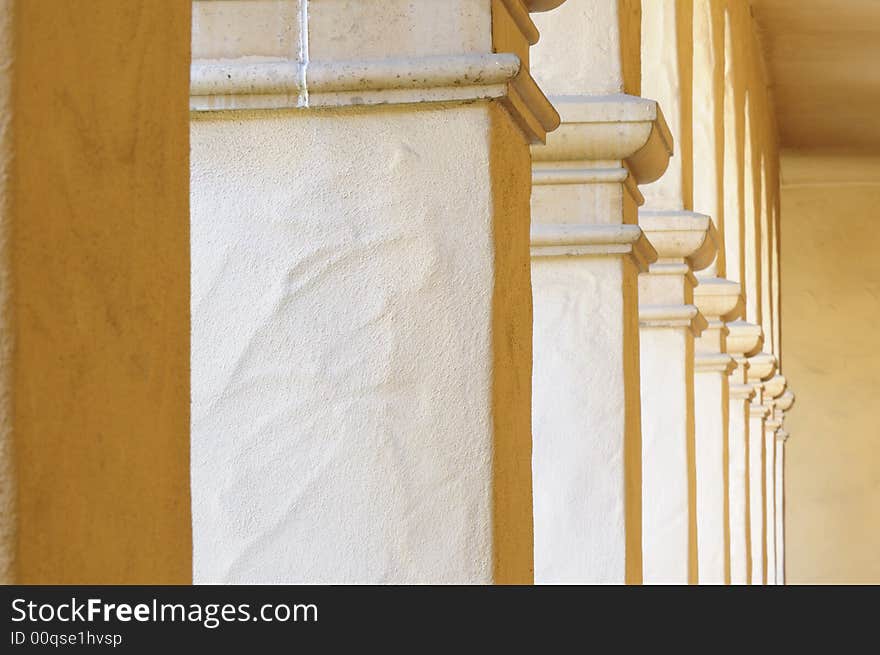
left=7, top=0, right=191, bottom=583
left=781, top=153, right=880, bottom=584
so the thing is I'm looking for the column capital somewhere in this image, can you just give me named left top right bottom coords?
left=775, top=429, right=790, bottom=443
left=530, top=223, right=657, bottom=270
left=190, top=0, right=560, bottom=142
left=694, top=278, right=744, bottom=322
left=639, top=210, right=719, bottom=272
left=638, top=211, right=716, bottom=337
left=763, top=374, right=788, bottom=400
left=776, top=390, right=796, bottom=412
left=747, top=353, right=778, bottom=382
left=727, top=321, right=763, bottom=358
left=533, top=95, right=673, bottom=184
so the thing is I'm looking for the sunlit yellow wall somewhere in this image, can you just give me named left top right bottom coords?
left=781, top=152, right=880, bottom=584
left=3, top=0, right=192, bottom=583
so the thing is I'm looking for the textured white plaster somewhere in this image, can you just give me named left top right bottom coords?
left=694, top=371, right=727, bottom=584
left=728, top=378, right=750, bottom=585
left=640, top=327, right=692, bottom=584
left=747, top=403, right=767, bottom=584
left=764, top=421, right=777, bottom=584
left=774, top=433, right=785, bottom=584
left=191, top=106, right=502, bottom=583
left=532, top=257, right=629, bottom=583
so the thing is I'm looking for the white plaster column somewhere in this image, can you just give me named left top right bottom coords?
left=637, top=0, right=723, bottom=586
left=774, top=429, right=787, bottom=584
left=774, top=390, right=795, bottom=584
left=693, top=279, right=743, bottom=584
left=726, top=320, right=763, bottom=584
left=529, top=0, right=671, bottom=584
left=190, top=0, right=563, bottom=584
left=638, top=215, right=717, bottom=585
left=746, top=352, right=777, bottom=585
left=762, top=375, right=786, bottom=585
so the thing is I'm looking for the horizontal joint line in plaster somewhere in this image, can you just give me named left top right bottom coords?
left=638, top=304, right=707, bottom=335
left=530, top=224, right=657, bottom=270
left=189, top=54, right=559, bottom=138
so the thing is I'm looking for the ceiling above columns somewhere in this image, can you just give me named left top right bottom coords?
left=751, top=0, right=880, bottom=151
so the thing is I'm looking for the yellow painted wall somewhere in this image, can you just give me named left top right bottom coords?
left=4, top=0, right=192, bottom=583
left=781, top=152, right=880, bottom=584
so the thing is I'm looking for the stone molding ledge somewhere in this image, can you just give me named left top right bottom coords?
left=749, top=402, right=772, bottom=420
left=530, top=223, right=657, bottom=271
left=765, top=417, right=784, bottom=431
left=531, top=163, right=645, bottom=206
left=639, top=303, right=708, bottom=335
left=191, top=53, right=559, bottom=142
left=730, top=382, right=756, bottom=400
left=695, top=352, right=736, bottom=374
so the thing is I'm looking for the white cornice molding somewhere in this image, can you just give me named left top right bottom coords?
left=694, top=278, right=744, bottom=321
left=191, top=53, right=559, bottom=142
left=638, top=210, right=718, bottom=272
left=531, top=94, right=674, bottom=184
left=530, top=223, right=657, bottom=271
left=639, top=304, right=708, bottom=336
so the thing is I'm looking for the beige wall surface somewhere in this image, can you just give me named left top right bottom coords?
left=5, top=0, right=191, bottom=583
left=781, top=152, right=880, bottom=584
